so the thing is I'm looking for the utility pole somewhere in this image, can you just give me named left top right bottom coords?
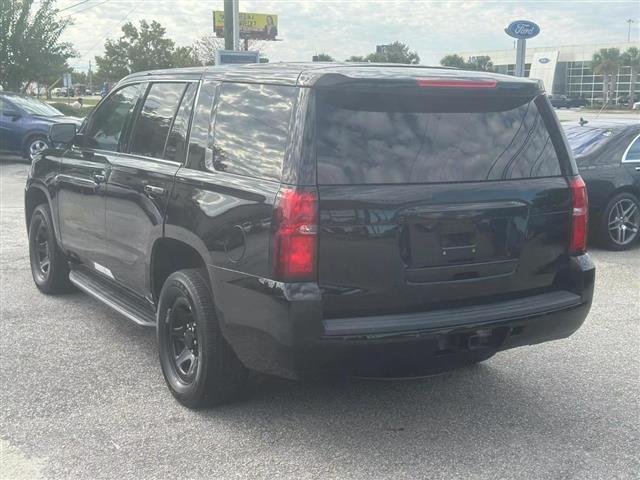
left=627, top=19, right=634, bottom=42
left=232, top=0, right=240, bottom=50
left=88, top=60, right=92, bottom=94
left=223, top=0, right=240, bottom=51
left=223, top=0, right=234, bottom=50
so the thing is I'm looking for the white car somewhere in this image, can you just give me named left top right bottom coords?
left=632, top=101, right=640, bottom=110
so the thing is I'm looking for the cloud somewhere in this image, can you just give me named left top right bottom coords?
left=59, top=0, right=639, bottom=71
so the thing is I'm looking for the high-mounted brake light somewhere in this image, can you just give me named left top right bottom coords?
left=569, top=176, right=588, bottom=255
left=416, top=78, right=498, bottom=89
left=272, top=187, right=318, bottom=281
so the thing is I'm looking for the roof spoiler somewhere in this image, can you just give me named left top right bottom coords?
left=311, top=73, right=543, bottom=96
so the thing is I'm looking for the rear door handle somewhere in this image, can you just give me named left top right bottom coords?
left=144, top=185, right=166, bottom=197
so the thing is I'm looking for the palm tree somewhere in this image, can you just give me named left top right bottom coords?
left=621, top=47, right=640, bottom=107
left=592, top=48, right=621, bottom=105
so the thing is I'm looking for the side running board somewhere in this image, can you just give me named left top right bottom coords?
left=69, top=269, right=156, bottom=327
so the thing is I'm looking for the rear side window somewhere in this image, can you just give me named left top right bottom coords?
left=85, top=84, right=141, bottom=151
left=316, top=90, right=562, bottom=184
left=129, top=82, right=187, bottom=159
left=623, top=135, right=640, bottom=162
left=209, top=83, right=296, bottom=181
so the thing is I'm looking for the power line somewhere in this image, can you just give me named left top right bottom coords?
left=58, top=0, right=91, bottom=13
left=61, top=0, right=110, bottom=18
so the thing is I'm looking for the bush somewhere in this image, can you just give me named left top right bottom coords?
left=49, top=102, right=94, bottom=117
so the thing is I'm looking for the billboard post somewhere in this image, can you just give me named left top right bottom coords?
left=223, top=0, right=234, bottom=50
left=505, top=20, right=540, bottom=77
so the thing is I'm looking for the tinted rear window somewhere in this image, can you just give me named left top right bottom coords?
left=316, top=90, right=562, bottom=184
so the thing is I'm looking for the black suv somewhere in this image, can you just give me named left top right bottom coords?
left=26, top=63, right=595, bottom=408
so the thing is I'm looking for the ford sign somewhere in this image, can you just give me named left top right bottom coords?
left=539, top=57, right=550, bottom=64
left=505, top=20, right=540, bottom=39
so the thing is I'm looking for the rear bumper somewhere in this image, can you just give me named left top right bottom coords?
left=212, top=254, right=595, bottom=379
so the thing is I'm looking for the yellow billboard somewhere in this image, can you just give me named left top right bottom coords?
left=213, top=11, right=278, bottom=40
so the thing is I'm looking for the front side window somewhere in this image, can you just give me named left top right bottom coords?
left=129, top=82, right=188, bottom=159
left=85, top=84, right=141, bottom=151
left=210, top=83, right=296, bottom=181
left=623, top=135, right=640, bottom=162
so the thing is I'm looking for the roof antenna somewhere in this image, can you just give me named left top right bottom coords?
left=579, top=117, right=588, bottom=127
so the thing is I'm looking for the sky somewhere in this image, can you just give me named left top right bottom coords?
left=56, top=0, right=640, bottom=72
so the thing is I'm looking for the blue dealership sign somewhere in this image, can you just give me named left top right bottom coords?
left=505, top=20, right=540, bottom=39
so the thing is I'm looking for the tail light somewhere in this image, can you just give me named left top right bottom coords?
left=272, top=186, right=318, bottom=281
left=569, top=176, right=588, bottom=255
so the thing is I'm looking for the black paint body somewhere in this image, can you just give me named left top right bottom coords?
left=26, top=64, right=595, bottom=379
left=566, top=122, right=640, bottom=229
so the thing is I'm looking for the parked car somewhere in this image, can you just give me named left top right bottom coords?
left=549, top=95, right=570, bottom=108
left=565, top=121, right=640, bottom=250
left=26, top=64, right=595, bottom=408
left=567, top=96, right=589, bottom=108
left=549, top=95, right=588, bottom=109
left=0, top=92, right=82, bottom=160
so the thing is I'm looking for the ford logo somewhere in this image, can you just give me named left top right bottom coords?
left=539, top=57, right=550, bottom=64
left=505, top=20, right=540, bottom=39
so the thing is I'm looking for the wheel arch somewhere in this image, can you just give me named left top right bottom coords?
left=25, top=183, right=53, bottom=232
left=150, top=228, right=213, bottom=303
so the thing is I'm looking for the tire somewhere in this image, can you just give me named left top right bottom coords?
left=598, top=192, right=640, bottom=251
left=28, top=204, right=72, bottom=294
left=23, top=135, right=50, bottom=161
left=157, top=269, right=248, bottom=408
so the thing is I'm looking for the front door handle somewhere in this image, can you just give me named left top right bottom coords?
left=635, top=166, right=640, bottom=171
left=144, top=185, right=166, bottom=198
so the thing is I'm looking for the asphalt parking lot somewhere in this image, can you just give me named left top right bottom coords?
left=1, top=159, right=638, bottom=479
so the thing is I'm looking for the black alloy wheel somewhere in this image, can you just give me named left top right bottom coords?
left=28, top=204, right=72, bottom=293
left=157, top=269, right=248, bottom=408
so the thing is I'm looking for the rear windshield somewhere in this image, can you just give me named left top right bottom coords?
left=315, top=90, right=562, bottom=184
left=565, top=127, right=617, bottom=157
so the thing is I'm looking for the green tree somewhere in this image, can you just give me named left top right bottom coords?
left=346, top=42, right=420, bottom=64
left=313, top=53, right=334, bottom=62
left=0, top=0, right=76, bottom=91
left=367, top=42, right=419, bottom=64
left=592, top=48, right=621, bottom=104
left=466, top=56, right=494, bottom=72
left=621, top=46, right=640, bottom=106
left=95, top=20, right=198, bottom=83
left=440, top=54, right=494, bottom=72
left=172, top=46, right=199, bottom=68
left=440, top=54, right=467, bottom=69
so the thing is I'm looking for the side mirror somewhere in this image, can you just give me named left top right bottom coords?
left=4, top=110, right=21, bottom=119
left=49, top=123, right=77, bottom=145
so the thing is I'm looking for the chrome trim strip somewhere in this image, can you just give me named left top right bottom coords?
left=69, top=271, right=155, bottom=327
left=621, top=133, right=640, bottom=163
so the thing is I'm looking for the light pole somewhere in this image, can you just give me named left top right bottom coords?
left=627, top=19, right=634, bottom=42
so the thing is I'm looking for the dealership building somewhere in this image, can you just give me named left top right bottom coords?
left=458, top=41, right=638, bottom=104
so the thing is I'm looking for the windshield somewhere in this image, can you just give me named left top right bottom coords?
left=565, top=127, right=617, bottom=156
left=6, top=96, right=63, bottom=116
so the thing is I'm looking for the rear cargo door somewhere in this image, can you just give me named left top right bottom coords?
left=315, top=85, right=573, bottom=318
